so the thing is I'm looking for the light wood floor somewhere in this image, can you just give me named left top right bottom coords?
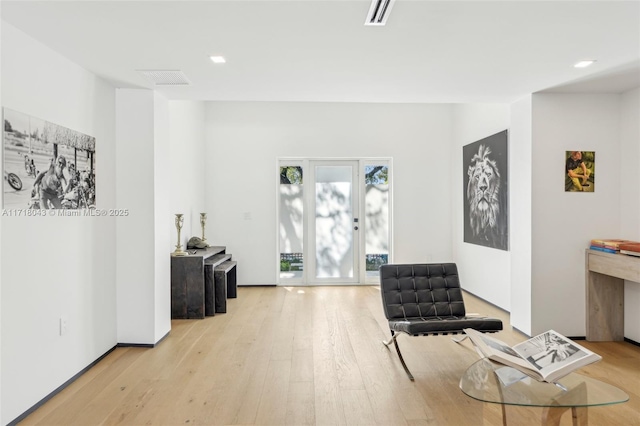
left=20, top=286, right=640, bottom=425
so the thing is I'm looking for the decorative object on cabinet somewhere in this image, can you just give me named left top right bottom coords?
left=200, top=212, right=208, bottom=241
left=173, top=213, right=188, bottom=256
left=187, top=236, right=209, bottom=249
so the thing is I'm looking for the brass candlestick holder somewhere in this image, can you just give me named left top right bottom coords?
left=200, top=212, right=207, bottom=241
left=173, top=213, right=188, bottom=256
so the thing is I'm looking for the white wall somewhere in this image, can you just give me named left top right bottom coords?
left=620, top=87, right=640, bottom=342
left=509, top=96, right=533, bottom=335
left=1, top=22, right=117, bottom=424
left=0, top=16, right=4, bottom=426
left=116, top=90, right=157, bottom=344
left=153, top=93, right=172, bottom=342
left=451, top=104, right=511, bottom=310
left=115, top=90, right=172, bottom=345
left=620, top=88, right=640, bottom=239
left=205, top=102, right=454, bottom=285
left=168, top=101, right=206, bottom=243
left=531, top=93, right=622, bottom=336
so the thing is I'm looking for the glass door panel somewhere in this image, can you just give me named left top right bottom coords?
left=311, top=162, right=359, bottom=283
left=279, top=165, right=304, bottom=282
left=364, top=164, right=390, bottom=282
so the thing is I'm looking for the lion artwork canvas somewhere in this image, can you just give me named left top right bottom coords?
left=463, top=130, right=509, bottom=251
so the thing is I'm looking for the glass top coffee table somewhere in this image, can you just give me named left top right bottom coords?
left=459, top=358, right=628, bottom=425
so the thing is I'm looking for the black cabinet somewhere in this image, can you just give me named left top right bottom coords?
left=170, top=246, right=231, bottom=319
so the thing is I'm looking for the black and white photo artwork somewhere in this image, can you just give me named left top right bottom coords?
left=3, top=107, right=96, bottom=210
left=463, top=130, right=508, bottom=251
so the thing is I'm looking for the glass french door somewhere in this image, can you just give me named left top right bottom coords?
left=309, top=161, right=359, bottom=284
left=278, top=158, right=391, bottom=285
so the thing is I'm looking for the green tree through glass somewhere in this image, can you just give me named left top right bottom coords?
left=365, top=165, right=388, bottom=184
left=280, top=166, right=303, bottom=184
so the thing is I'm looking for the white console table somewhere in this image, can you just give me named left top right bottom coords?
left=585, top=249, right=640, bottom=341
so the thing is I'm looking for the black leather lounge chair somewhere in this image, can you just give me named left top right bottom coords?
left=379, top=263, right=503, bottom=380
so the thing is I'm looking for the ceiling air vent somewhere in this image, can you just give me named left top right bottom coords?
left=365, top=0, right=396, bottom=26
left=137, top=70, right=191, bottom=86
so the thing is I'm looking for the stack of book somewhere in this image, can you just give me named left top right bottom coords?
left=589, top=239, right=631, bottom=254
left=619, top=242, right=640, bottom=257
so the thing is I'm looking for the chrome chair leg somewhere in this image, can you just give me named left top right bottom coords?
left=451, top=335, right=469, bottom=343
left=382, top=331, right=414, bottom=381
left=382, top=332, right=397, bottom=346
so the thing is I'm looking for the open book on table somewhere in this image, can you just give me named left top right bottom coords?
left=463, top=328, right=602, bottom=383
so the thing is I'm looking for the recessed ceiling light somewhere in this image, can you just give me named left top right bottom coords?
left=574, top=60, right=596, bottom=68
left=210, top=56, right=226, bottom=64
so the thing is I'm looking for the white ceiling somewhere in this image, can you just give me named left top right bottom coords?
left=1, top=0, right=639, bottom=103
